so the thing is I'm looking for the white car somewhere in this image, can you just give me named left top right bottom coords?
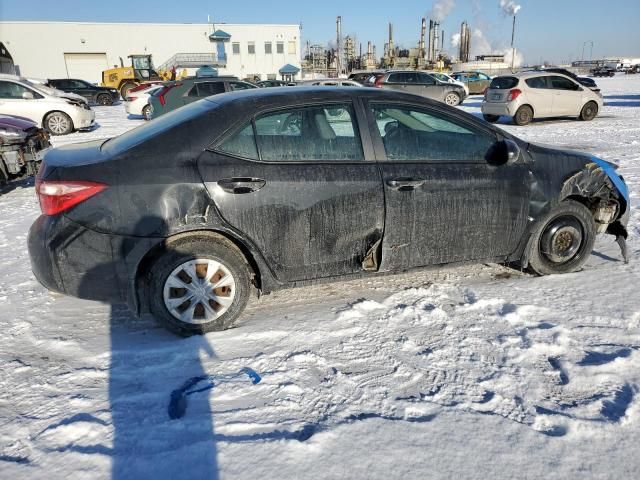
left=125, top=84, right=162, bottom=120
left=427, top=71, right=469, bottom=96
left=481, top=72, right=604, bottom=126
left=0, top=74, right=95, bottom=135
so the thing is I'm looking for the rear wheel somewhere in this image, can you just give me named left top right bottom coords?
left=44, top=111, right=73, bottom=135
left=513, top=105, right=533, bottom=126
left=525, top=200, right=596, bottom=275
left=444, top=92, right=461, bottom=106
left=483, top=114, right=500, bottom=123
left=148, top=237, right=251, bottom=336
left=142, top=104, right=151, bottom=121
left=119, top=81, right=138, bottom=100
left=579, top=101, right=598, bottom=121
left=97, top=93, right=113, bottom=106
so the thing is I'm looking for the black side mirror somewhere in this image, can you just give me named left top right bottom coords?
left=486, top=139, right=520, bottom=165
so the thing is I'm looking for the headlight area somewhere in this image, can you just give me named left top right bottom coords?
left=65, top=99, right=92, bottom=110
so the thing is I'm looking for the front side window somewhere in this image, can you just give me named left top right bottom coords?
left=276, top=42, right=284, bottom=54
left=253, top=104, right=363, bottom=162
left=265, top=42, right=272, bottom=54
left=371, top=104, right=495, bottom=162
left=549, top=75, right=578, bottom=90
left=232, top=42, right=240, bottom=54
left=418, top=73, right=436, bottom=85
left=70, top=79, right=89, bottom=89
left=0, top=81, right=32, bottom=99
left=248, top=42, right=256, bottom=55
left=229, top=81, right=255, bottom=91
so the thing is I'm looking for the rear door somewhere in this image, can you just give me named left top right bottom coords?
left=383, top=72, right=412, bottom=94
left=523, top=76, right=553, bottom=116
left=365, top=102, right=531, bottom=270
left=548, top=75, right=582, bottom=115
left=198, top=101, right=384, bottom=282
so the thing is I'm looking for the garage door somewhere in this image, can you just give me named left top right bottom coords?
left=63, top=53, right=108, bottom=84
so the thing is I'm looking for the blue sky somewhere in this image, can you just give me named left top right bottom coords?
left=1, top=0, right=638, bottom=64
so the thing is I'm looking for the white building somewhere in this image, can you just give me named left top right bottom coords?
left=0, top=21, right=301, bottom=83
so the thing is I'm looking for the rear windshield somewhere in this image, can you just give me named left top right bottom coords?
left=489, top=77, right=519, bottom=89
left=102, top=99, right=213, bottom=154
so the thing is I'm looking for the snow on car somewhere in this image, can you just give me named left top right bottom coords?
left=0, top=75, right=639, bottom=479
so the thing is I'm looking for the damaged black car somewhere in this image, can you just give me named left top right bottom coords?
left=27, top=87, right=629, bottom=336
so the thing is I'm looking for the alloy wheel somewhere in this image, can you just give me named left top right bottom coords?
left=47, top=114, right=70, bottom=135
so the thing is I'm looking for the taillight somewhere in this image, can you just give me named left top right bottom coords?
left=158, top=84, right=181, bottom=106
left=374, top=75, right=384, bottom=88
left=507, top=89, right=522, bottom=101
left=126, top=96, right=137, bottom=102
left=36, top=179, right=107, bottom=216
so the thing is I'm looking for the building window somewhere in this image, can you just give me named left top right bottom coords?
left=288, top=41, right=296, bottom=54
left=248, top=42, right=255, bottom=54
left=276, top=42, right=284, bottom=54
left=232, top=43, right=240, bottom=55
left=265, top=42, right=272, bottom=54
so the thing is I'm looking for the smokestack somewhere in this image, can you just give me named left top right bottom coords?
left=420, top=18, right=427, bottom=59
left=428, top=20, right=435, bottom=62
left=336, top=16, right=343, bottom=75
left=388, top=22, right=394, bottom=59
left=441, top=29, right=444, bottom=52
left=459, top=21, right=471, bottom=63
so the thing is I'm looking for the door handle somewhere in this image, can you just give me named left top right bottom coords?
left=386, top=178, right=425, bottom=190
left=217, top=177, right=266, bottom=194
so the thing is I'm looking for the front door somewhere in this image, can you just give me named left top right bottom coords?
left=548, top=75, right=582, bottom=116
left=365, top=102, right=531, bottom=270
left=416, top=72, right=445, bottom=100
left=198, top=101, right=384, bottom=282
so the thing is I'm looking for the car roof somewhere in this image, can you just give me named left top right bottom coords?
left=491, top=71, right=575, bottom=80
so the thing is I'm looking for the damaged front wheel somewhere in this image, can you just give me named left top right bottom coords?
left=526, top=200, right=596, bottom=275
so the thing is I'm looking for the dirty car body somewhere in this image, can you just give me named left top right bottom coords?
left=27, top=87, right=629, bottom=335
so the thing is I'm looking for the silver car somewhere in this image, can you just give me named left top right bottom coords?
left=374, top=71, right=467, bottom=106
left=481, top=72, right=603, bottom=125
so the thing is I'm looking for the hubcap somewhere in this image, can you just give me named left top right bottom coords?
left=445, top=94, right=458, bottom=105
left=163, top=259, right=236, bottom=324
left=540, top=216, right=583, bottom=263
left=48, top=114, right=69, bottom=134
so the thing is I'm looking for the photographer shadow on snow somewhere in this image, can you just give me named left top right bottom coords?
left=78, top=215, right=221, bottom=480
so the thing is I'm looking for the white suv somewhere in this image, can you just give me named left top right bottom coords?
left=481, top=72, right=603, bottom=125
left=0, top=74, right=95, bottom=135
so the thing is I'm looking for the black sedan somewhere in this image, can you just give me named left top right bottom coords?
left=47, top=78, right=120, bottom=105
left=28, top=88, right=629, bottom=336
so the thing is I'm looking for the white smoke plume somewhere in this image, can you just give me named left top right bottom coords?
left=467, top=28, right=524, bottom=67
left=499, top=0, right=522, bottom=16
left=450, top=32, right=461, bottom=48
left=430, top=0, right=456, bottom=22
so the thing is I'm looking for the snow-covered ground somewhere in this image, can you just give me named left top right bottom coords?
left=1, top=76, right=639, bottom=479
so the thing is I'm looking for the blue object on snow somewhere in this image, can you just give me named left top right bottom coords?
left=168, top=367, right=262, bottom=419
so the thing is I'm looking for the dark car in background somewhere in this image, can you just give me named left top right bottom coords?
left=372, top=70, right=467, bottom=105
left=591, top=66, right=616, bottom=77
left=348, top=72, right=381, bottom=84
left=149, top=76, right=256, bottom=118
left=256, top=80, right=291, bottom=88
left=46, top=78, right=120, bottom=105
left=28, top=87, right=629, bottom=336
left=541, top=68, right=599, bottom=91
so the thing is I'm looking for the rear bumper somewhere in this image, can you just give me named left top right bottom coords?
left=28, top=214, right=163, bottom=310
left=481, top=101, right=517, bottom=117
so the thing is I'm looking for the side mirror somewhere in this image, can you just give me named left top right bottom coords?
left=22, top=91, right=35, bottom=100
left=487, top=139, right=520, bottom=165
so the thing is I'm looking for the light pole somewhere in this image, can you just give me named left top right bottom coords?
left=582, top=40, right=593, bottom=63
left=510, top=14, right=517, bottom=71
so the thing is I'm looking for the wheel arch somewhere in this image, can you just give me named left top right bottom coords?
left=132, top=228, right=265, bottom=314
left=41, top=109, right=74, bottom=129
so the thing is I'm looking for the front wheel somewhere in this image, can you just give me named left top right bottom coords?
left=483, top=114, right=500, bottom=123
left=142, top=104, right=152, bottom=121
left=444, top=92, right=461, bottom=106
left=579, top=101, right=598, bottom=121
left=148, top=237, right=251, bottom=336
left=44, top=111, right=74, bottom=135
left=525, top=200, right=596, bottom=275
left=97, top=93, right=113, bottom=106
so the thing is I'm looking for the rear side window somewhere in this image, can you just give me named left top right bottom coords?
left=191, top=82, right=225, bottom=97
left=217, top=124, right=258, bottom=159
left=254, top=104, right=363, bottom=162
left=525, top=76, right=549, bottom=89
left=371, top=104, right=495, bottom=162
left=388, top=73, right=417, bottom=83
left=489, top=77, right=519, bottom=89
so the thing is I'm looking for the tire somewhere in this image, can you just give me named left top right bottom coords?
left=148, top=236, right=251, bottom=336
left=483, top=114, right=500, bottom=123
left=142, top=104, right=151, bottom=121
left=97, top=93, right=113, bottom=106
left=44, top=111, right=74, bottom=135
left=579, top=101, right=598, bottom=121
left=513, top=105, right=533, bottom=126
left=444, top=92, right=461, bottom=106
left=525, top=200, right=596, bottom=276
left=119, top=82, right=138, bottom=100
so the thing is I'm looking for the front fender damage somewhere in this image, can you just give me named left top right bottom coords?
left=560, top=162, right=629, bottom=263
